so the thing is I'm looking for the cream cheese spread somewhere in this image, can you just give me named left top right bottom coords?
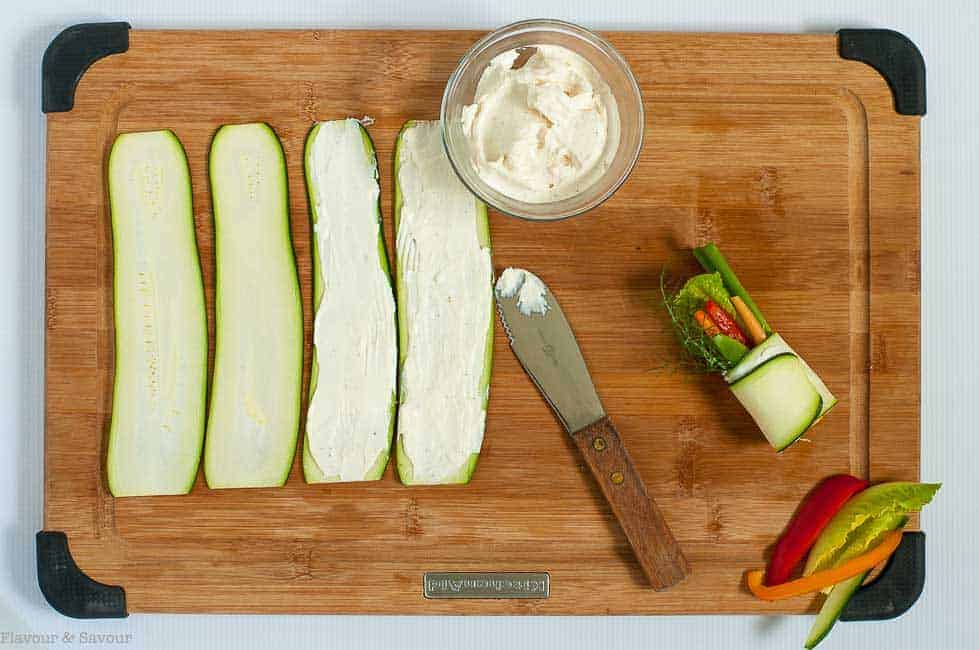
left=461, top=44, right=620, bottom=203
left=396, top=121, right=494, bottom=484
left=495, top=267, right=550, bottom=316
left=305, top=119, right=397, bottom=481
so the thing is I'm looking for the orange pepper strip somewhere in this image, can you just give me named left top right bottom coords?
left=745, top=530, right=903, bottom=601
left=694, top=310, right=720, bottom=336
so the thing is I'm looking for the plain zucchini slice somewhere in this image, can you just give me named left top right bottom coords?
left=204, top=123, right=303, bottom=489
left=729, top=353, right=822, bottom=451
left=301, top=119, right=396, bottom=483
left=393, top=120, right=494, bottom=485
left=106, top=130, right=207, bottom=496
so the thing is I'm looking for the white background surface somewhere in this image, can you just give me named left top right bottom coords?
left=2, top=1, right=976, bottom=648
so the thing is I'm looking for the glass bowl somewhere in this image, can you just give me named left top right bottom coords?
left=440, top=19, right=644, bottom=221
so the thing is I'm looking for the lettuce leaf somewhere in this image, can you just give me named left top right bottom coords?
left=804, top=482, right=940, bottom=575
left=663, top=271, right=739, bottom=372
left=814, top=513, right=910, bottom=598
left=836, top=512, right=908, bottom=564
left=672, top=272, right=736, bottom=319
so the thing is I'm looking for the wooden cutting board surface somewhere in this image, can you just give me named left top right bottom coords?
left=44, top=28, right=921, bottom=614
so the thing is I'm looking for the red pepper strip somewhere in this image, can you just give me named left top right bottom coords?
left=704, top=300, right=748, bottom=346
left=765, top=474, right=870, bottom=586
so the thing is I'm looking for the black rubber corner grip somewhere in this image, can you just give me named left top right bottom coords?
left=36, top=531, right=127, bottom=619
left=42, top=22, right=130, bottom=114
left=840, top=531, right=925, bottom=621
left=837, top=29, right=926, bottom=116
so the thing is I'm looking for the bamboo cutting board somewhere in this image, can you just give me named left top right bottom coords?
left=42, top=25, right=923, bottom=615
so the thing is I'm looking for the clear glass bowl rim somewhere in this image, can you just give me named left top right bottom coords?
left=439, top=18, right=645, bottom=222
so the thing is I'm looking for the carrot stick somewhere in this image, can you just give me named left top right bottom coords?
left=732, top=296, right=767, bottom=345
left=745, top=530, right=903, bottom=601
left=694, top=310, right=719, bottom=336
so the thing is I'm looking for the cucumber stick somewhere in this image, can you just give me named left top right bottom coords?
left=106, top=130, right=207, bottom=496
left=804, top=572, right=865, bottom=649
left=204, top=123, right=303, bottom=489
left=394, top=121, right=494, bottom=485
left=302, top=119, right=396, bottom=483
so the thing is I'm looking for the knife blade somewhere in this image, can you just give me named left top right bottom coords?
left=495, top=268, right=689, bottom=590
left=495, top=270, right=604, bottom=434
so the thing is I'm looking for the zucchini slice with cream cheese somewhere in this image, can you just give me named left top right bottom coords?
left=393, top=120, right=494, bottom=485
left=302, top=119, right=397, bottom=483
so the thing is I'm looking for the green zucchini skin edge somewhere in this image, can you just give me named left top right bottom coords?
left=729, top=352, right=802, bottom=388
left=392, top=120, right=411, bottom=380
left=106, top=129, right=207, bottom=496
left=393, top=121, right=412, bottom=484
left=204, top=123, right=303, bottom=489
left=302, top=120, right=396, bottom=483
left=393, top=120, right=493, bottom=486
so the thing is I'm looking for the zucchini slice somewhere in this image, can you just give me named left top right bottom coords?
left=393, top=121, right=494, bottom=485
left=301, top=119, right=396, bottom=483
left=729, top=353, right=822, bottom=451
left=106, top=130, right=207, bottom=496
left=204, top=123, right=303, bottom=489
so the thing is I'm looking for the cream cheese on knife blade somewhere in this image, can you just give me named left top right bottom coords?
left=305, top=119, right=396, bottom=482
left=461, top=44, right=620, bottom=203
left=496, top=267, right=550, bottom=316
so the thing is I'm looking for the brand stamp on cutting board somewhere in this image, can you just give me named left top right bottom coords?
left=423, top=573, right=550, bottom=599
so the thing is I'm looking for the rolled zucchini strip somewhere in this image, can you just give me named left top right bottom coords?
left=725, top=334, right=837, bottom=452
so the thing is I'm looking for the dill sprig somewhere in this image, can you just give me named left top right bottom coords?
left=660, top=269, right=733, bottom=373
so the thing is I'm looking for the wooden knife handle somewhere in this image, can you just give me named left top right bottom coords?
left=572, top=416, right=690, bottom=590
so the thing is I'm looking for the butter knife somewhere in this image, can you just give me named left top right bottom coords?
left=495, top=268, right=689, bottom=590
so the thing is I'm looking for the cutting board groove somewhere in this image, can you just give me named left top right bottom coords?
left=44, top=29, right=920, bottom=614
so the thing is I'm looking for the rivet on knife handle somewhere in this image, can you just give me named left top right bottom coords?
left=572, top=416, right=690, bottom=590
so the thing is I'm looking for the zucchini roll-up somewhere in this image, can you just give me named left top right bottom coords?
left=664, top=243, right=836, bottom=451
